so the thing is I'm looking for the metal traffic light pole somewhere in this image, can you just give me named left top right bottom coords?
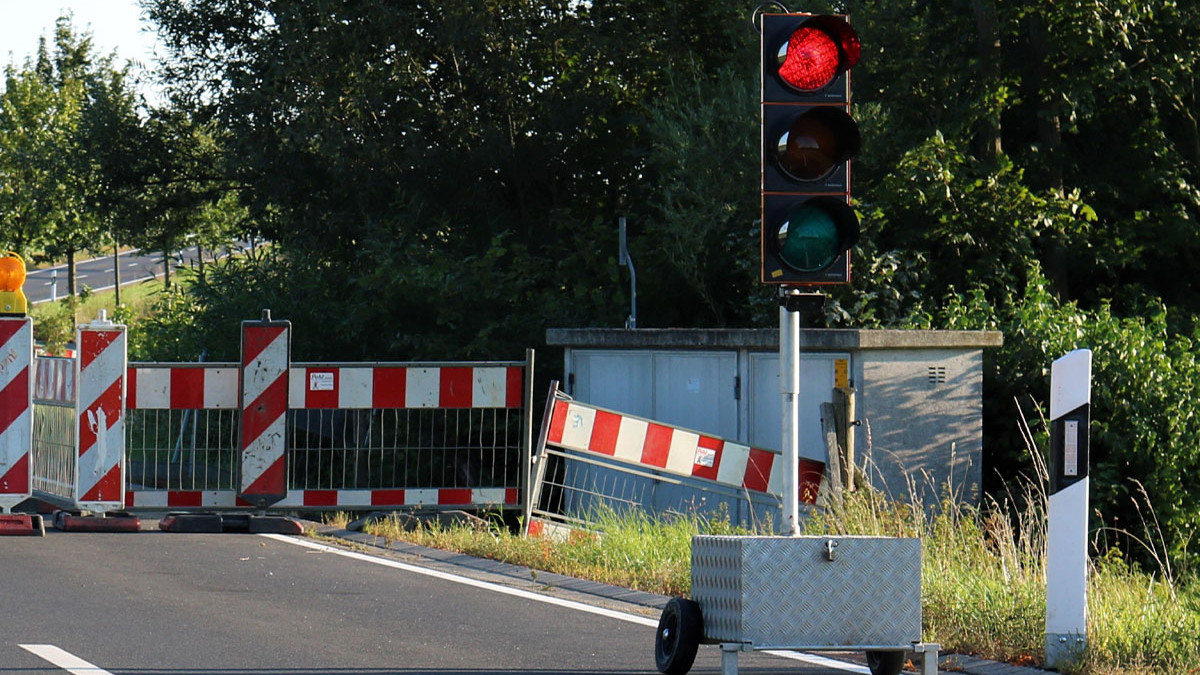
left=779, top=287, right=824, bottom=535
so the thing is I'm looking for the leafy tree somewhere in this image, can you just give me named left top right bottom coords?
left=0, top=57, right=79, bottom=257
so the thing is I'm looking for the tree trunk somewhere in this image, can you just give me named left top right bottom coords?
left=67, top=248, right=76, bottom=297
left=1029, top=13, right=1064, bottom=191
left=113, top=242, right=121, bottom=306
left=1028, top=11, right=1069, bottom=298
left=972, top=0, right=1002, bottom=163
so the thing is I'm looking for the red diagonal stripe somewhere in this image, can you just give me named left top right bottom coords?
left=0, top=319, right=23, bottom=343
left=78, top=377, right=123, bottom=456
left=0, top=453, right=29, bottom=495
left=240, top=375, right=288, bottom=446
left=242, top=325, right=286, bottom=366
left=243, top=455, right=286, bottom=497
left=80, top=330, right=121, bottom=370
left=80, top=463, right=123, bottom=503
left=0, top=366, right=29, bottom=432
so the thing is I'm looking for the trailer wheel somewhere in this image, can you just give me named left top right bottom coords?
left=866, top=650, right=905, bottom=675
left=655, top=597, right=702, bottom=675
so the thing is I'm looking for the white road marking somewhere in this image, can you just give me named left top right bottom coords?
left=262, top=534, right=870, bottom=673
left=19, top=644, right=115, bottom=675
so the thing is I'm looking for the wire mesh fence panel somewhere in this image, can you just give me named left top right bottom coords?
left=30, top=402, right=75, bottom=506
left=531, top=447, right=788, bottom=533
left=125, top=408, right=240, bottom=492
left=286, top=407, right=523, bottom=493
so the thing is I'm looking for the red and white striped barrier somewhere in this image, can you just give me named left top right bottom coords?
left=0, top=317, right=33, bottom=512
left=238, top=315, right=291, bottom=508
left=33, top=356, right=74, bottom=404
left=289, top=365, right=523, bottom=409
left=546, top=397, right=824, bottom=503
left=275, top=487, right=518, bottom=509
left=125, top=487, right=518, bottom=510
left=126, top=365, right=239, bottom=409
left=75, top=316, right=127, bottom=511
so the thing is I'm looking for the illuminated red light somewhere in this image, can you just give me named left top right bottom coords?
left=776, top=26, right=840, bottom=92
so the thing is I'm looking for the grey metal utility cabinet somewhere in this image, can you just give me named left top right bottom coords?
left=546, top=328, right=1002, bottom=506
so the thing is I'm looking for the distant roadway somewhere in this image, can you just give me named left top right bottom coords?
left=0, top=531, right=870, bottom=674
left=24, top=246, right=215, bottom=305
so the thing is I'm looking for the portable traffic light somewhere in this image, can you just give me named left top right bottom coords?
left=0, top=252, right=28, bottom=316
left=760, top=14, right=861, bottom=285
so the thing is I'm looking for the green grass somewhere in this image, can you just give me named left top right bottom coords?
left=30, top=279, right=173, bottom=353
left=360, top=487, right=1199, bottom=674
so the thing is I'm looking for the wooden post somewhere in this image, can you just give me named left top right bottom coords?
left=833, top=386, right=857, bottom=492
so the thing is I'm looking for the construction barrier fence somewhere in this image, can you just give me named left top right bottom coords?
left=27, top=313, right=535, bottom=516
left=527, top=383, right=826, bottom=537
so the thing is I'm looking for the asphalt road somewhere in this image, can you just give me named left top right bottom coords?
left=0, top=531, right=869, bottom=675
left=24, top=246, right=222, bottom=305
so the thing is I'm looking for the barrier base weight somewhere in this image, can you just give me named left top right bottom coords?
left=54, top=511, right=142, bottom=532
left=0, top=514, right=45, bottom=536
left=159, top=512, right=303, bottom=535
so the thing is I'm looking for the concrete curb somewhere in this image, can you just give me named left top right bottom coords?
left=939, top=654, right=1047, bottom=674
left=308, top=525, right=1049, bottom=674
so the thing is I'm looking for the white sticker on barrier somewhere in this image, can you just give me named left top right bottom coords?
left=309, top=371, right=334, bottom=391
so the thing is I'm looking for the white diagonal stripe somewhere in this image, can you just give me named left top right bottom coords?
left=243, top=330, right=288, bottom=405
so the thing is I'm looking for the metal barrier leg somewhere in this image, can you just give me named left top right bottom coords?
left=720, top=644, right=739, bottom=675
left=914, top=642, right=941, bottom=675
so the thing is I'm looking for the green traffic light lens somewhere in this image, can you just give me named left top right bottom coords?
left=777, top=205, right=840, bottom=272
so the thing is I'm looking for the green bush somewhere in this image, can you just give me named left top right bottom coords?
left=943, top=267, right=1200, bottom=574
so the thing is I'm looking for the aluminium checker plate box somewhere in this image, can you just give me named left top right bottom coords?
left=691, top=535, right=922, bottom=648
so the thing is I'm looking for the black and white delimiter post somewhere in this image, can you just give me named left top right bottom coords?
left=1045, top=348, right=1092, bottom=668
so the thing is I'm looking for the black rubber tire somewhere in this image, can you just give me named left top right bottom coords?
left=866, top=650, right=906, bottom=675
left=654, top=597, right=703, bottom=675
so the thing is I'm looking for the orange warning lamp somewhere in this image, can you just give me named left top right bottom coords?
left=0, top=252, right=29, bottom=316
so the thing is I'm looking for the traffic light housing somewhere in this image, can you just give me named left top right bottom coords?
left=0, top=252, right=28, bottom=316
left=760, top=13, right=861, bottom=285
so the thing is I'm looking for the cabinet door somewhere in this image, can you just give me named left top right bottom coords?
left=652, top=352, right=738, bottom=440
left=749, top=352, right=848, bottom=461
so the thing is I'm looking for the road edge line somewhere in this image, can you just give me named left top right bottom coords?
left=19, top=644, right=116, bottom=675
left=261, top=534, right=869, bottom=674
